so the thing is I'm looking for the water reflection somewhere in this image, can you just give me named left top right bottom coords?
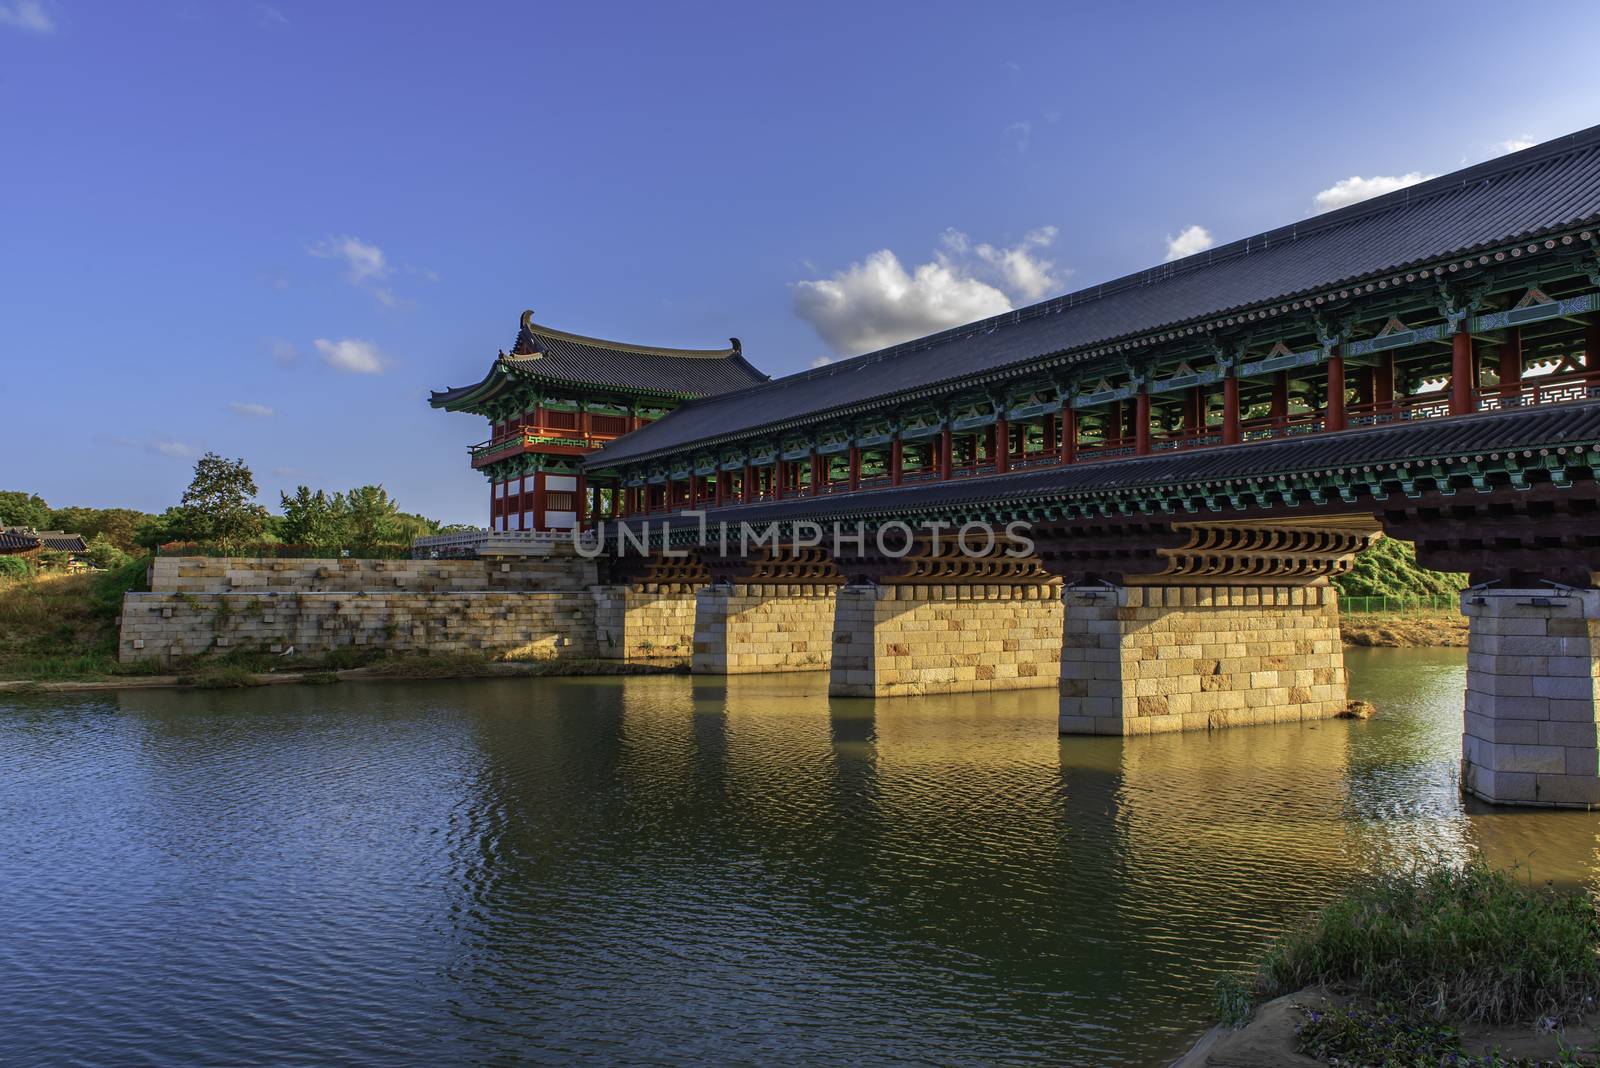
left=2, top=649, right=1599, bottom=1066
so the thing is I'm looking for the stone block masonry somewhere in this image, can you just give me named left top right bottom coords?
left=1459, top=588, right=1600, bottom=809
left=592, top=585, right=697, bottom=660
left=147, top=553, right=596, bottom=595
left=691, top=584, right=837, bottom=675
left=119, top=590, right=597, bottom=663
left=829, top=583, right=1064, bottom=698
left=1058, top=584, right=1347, bottom=736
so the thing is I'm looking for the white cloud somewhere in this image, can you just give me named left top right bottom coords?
left=229, top=402, right=275, bottom=418
left=256, top=4, right=287, bottom=27
left=810, top=355, right=834, bottom=368
left=0, top=1, right=54, bottom=33
left=154, top=440, right=196, bottom=458
left=1312, top=172, right=1436, bottom=212
left=1005, top=121, right=1031, bottom=153
left=1164, top=224, right=1214, bottom=262
left=793, top=227, right=1065, bottom=355
left=308, top=234, right=398, bottom=306
left=314, top=337, right=386, bottom=374
left=1499, top=135, right=1536, bottom=154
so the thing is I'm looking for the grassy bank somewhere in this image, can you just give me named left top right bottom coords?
left=1212, top=863, right=1600, bottom=1066
left=0, top=564, right=687, bottom=687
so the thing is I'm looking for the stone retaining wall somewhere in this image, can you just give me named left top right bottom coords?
left=691, top=584, right=837, bottom=674
left=1459, top=588, right=1600, bottom=808
left=829, top=583, right=1063, bottom=697
left=148, top=554, right=595, bottom=594
left=592, top=585, right=698, bottom=660
left=119, top=591, right=597, bottom=663
left=1059, top=584, right=1346, bottom=735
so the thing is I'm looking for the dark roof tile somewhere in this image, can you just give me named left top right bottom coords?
left=592, top=127, right=1600, bottom=468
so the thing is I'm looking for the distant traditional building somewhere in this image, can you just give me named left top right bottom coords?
left=430, top=311, right=767, bottom=531
left=0, top=528, right=88, bottom=558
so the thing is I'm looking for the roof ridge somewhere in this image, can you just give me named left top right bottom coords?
left=518, top=310, right=739, bottom=359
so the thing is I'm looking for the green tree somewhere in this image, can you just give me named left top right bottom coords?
left=391, top=510, right=441, bottom=545
left=278, top=487, right=352, bottom=550
left=134, top=507, right=194, bottom=549
left=180, top=453, right=269, bottom=552
left=0, top=491, right=50, bottom=529
left=84, top=533, right=131, bottom=570
left=345, top=485, right=400, bottom=551
left=47, top=506, right=151, bottom=551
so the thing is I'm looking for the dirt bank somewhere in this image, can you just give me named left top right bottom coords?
left=1340, top=611, right=1467, bottom=648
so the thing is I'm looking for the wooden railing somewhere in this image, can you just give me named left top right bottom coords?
left=1476, top=370, right=1599, bottom=411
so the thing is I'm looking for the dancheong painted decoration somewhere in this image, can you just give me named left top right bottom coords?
left=434, top=127, right=1600, bottom=534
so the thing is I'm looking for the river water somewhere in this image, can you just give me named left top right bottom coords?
left=3, top=648, right=1598, bottom=1067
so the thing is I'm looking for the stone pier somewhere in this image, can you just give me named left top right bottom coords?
left=829, top=583, right=1063, bottom=697
left=1058, top=583, right=1347, bottom=735
left=1459, top=588, right=1600, bottom=809
left=690, top=583, right=837, bottom=674
left=591, top=584, right=698, bottom=660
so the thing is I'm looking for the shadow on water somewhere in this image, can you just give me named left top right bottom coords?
left=2, top=649, right=1599, bottom=1066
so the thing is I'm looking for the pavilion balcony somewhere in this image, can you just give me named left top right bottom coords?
left=1476, top=368, right=1600, bottom=411
left=470, top=416, right=631, bottom=468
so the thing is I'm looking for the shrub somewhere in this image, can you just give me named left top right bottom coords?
left=1257, top=863, right=1600, bottom=1025
left=0, top=556, right=32, bottom=580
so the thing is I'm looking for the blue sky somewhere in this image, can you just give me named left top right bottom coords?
left=5, top=0, right=1600, bottom=524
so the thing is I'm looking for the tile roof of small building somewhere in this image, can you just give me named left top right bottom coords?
left=0, top=528, right=87, bottom=553
left=430, top=311, right=769, bottom=410
left=590, top=125, right=1600, bottom=469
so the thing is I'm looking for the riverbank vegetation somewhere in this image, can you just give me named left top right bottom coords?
left=1210, top=863, right=1600, bottom=1066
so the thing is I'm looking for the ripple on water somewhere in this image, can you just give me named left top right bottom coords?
left=3, top=649, right=1597, bottom=1067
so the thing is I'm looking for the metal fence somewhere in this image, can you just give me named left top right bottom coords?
left=1339, top=593, right=1460, bottom=614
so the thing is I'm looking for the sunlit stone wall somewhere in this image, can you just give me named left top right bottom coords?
left=592, top=585, right=697, bottom=660
left=148, top=554, right=597, bottom=594
left=118, top=590, right=597, bottom=664
left=1059, top=584, right=1346, bottom=736
left=829, top=583, right=1064, bottom=697
left=1460, top=588, right=1600, bottom=809
left=691, top=584, right=837, bottom=674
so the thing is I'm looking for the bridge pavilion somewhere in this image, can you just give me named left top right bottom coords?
left=433, top=126, right=1600, bottom=810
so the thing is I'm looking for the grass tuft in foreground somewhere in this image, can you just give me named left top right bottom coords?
left=1255, top=864, right=1600, bottom=1026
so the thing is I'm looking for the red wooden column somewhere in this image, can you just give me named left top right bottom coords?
left=848, top=446, right=860, bottom=491
left=1325, top=347, right=1346, bottom=431
left=1183, top=388, right=1200, bottom=437
left=993, top=416, right=1009, bottom=473
left=773, top=465, right=784, bottom=501
left=1499, top=327, right=1522, bottom=401
left=1271, top=371, right=1289, bottom=430
left=517, top=474, right=527, bottom=531
left=1222, top=373, right=1241, bottom=445
left=488, top=482, right=495, bottom=528
left=743, top=462, right=753, bottom=504
left=1375, top=353, right=1396, bottom=412
left=810, top=451, right=822, bottom=496
left=1108, top=400, right=1124, bottom=446
left=1450, top=327, right=1475, bottom=415
left=1059, top=407, right=1077, bottom=465
left=576, top=473, right=588, bottom=529
left=532, top=472, right=547, bottom=531
left=939, top=430, right=952, bottom=479
left=714, top=472, right=725, bottom=508
left=890, top=437, right=903, bottom=485
left=1133, top=390, right=1151, bottom=455
left=1586, top=318, right=1600, bottom=383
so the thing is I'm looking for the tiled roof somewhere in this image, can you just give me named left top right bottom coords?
left=592, top=125, right=1600, bottom=468
left=431, top=312, right=768, bottom=409
left=0, top=529, right=86, bottom=553
left=634, top=401, right=1600, bottom=531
